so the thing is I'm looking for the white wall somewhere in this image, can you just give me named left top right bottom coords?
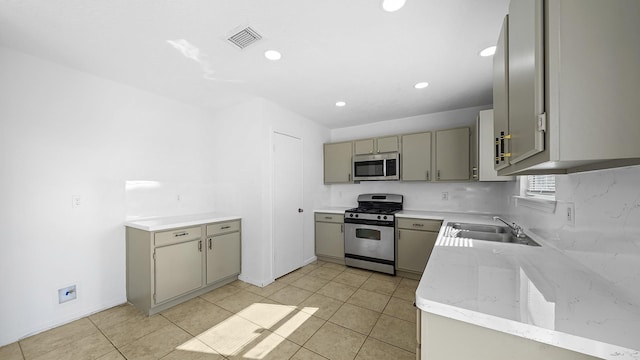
left=502, top=165, right=640, bottom=302
left=0, top=46, right=330, bottom=346
left=201, top=98, right=330, bottom=286
left=328, top=105, right=508, bottom=214
left=0, top=46, right=223, bottom=345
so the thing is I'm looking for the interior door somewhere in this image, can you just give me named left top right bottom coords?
left=273, top=132, right=304, bottom=279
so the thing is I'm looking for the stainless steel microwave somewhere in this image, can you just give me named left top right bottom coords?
left=353, top=153, right=400, bottom=181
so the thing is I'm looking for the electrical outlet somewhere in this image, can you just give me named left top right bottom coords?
left=58, top=285, right=77, bottom=304
left=566, top=203, right=576, bottom=226
left=71, top=195, right=81, bottom=208
left=441, top=192, right=449, bottom=201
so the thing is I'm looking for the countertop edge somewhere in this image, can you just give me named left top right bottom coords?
left=416, top=298, right=638, bottom=360
left=125, top=214, right=241, bottom=232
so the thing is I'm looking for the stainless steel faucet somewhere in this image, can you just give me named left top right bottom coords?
left=493, top=216, right=526, bottom=238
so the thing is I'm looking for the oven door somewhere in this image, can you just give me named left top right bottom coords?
left=344, top=222, right=394, bottom=262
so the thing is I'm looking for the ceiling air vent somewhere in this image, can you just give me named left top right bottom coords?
left=227, top=26, right=263, bottom=49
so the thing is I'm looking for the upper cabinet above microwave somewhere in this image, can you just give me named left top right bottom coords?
left=354, top=136, right=399, bottom=155
left=494, top=0, right=640, bottom=175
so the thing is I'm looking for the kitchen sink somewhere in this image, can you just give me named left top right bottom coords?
left=447, top=222, right=541, bottom=247
left=450, top=223, right=509, bottom=233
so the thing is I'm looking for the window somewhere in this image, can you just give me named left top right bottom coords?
left=526, top=175, right=556, bottom=198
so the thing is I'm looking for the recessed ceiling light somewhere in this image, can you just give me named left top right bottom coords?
left=414, top=82, right=429, bottom=89
left=335, top=101, right=347, bottom=107
left=264, top=50, right=282, bottom=61
left=382, top=0, right=406, bottom=12
left=479, top=46, right=497, bottom=57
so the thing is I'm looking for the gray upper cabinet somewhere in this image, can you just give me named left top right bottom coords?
left=354, top=136, right=399, bottom=155
left=495, top=0, right=640, bottom=175
left=434, top=127, right=470, bottom=181
left=506, top=0, right=545, bottom=166
left=477, top=110, right=514, bottom=181
left=354, top=139, right=375, bottom=155
left=376, top=136, right=400, bottom=153
left=493, top=15, right=510, bottom=171
left=323, top=141, right=353, bottom=184
left=401, top=132, right=432, bottom=181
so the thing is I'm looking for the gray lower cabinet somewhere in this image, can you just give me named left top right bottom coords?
left=315, top=213, right=345, bottom=264
left=155, top=236, right=203, bottom=303
left=126, top=219, right=241, bottom=315
left=206, top=221, right=241, bottom=285
left=396, top=218, right=442, bottom=277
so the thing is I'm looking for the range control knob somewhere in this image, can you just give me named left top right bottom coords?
left=383, top=216, right=388, bottom=220
left=377, top=215, right=381, bottom=219
left=355, top=214, right=359, bottom=218
left=349, top=214, right=354, bottom=217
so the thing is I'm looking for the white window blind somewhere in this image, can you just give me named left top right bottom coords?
left=526, top=175, right=556, bottom=195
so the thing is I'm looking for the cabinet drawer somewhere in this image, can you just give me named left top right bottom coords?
left=207, top=220, right=241, bottom=236
left=397, top=218, right=442, bottom=232
left=315, top=213, right=344, bottom=224
left=155, top=226, right=202, bottom=247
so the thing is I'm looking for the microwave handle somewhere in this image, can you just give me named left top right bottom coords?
left=383, top=159, right=387, bottom=177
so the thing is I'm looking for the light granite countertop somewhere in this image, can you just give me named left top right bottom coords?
left=312, top=207, right=639, bottom=359
left=125, top=212, right=241, bottom=232
left=413, top=212, right=640, bottom=360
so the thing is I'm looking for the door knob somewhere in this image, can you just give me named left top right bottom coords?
left=298, top=208, right=304, bottom=213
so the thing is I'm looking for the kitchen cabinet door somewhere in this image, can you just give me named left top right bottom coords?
left=478, top=110, right=514, bottom=181
left=315, top=214, right=344, bottom=261
left=507, top=0, right=545, bottom=165
left=397, top=229, right=437, bottom=274
left=435, top=127, right=470, bottom=181
left=206, top=231, right=241, bottom=285
left=401, top=132, right=432, bottom=181
left=324, top=141, right=353, bottom=184
left=376, top=136, right=399, bottom=153
left=354, top=139, right=375, bottom=155
left=155, top=239, right=203, bottom=304
left=493, top=15, right=510, bottom=171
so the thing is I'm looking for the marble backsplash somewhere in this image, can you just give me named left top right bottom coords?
left=503, top=165, right=640, bottom=303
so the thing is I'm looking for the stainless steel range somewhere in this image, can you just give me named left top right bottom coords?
left=344, top=193, right=403, bottom=275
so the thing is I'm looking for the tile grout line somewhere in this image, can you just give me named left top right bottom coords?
left=86, top=316, right=128, bottom=360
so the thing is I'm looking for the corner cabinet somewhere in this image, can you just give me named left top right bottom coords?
left=494, top=0, right=640, bottom=175
left=324, top=141, right=353, bottom=184
left=396, top=217, right=443, bottom=279
left=126, top=219, right=241, bottom=315
left=314, top=212, right=345, bottom=264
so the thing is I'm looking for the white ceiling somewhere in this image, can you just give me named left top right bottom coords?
left=0, top=0, right=509, bottom=129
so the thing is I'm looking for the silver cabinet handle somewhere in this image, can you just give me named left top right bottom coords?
left=198, top=240, right=202, bottom=252
left=174, top=232, right=188, bottom=237
left=220, top=225, right=231, bottom=230
left=437, top=170, right=441, bottom=180
left=341, top=224, right=344, bottom=233
left=426, top=170, right=430, bottom=180
left=413, top=223, right=424, bottom=227
left=324, top=216, right=333, bottom=220
left=208, top=238, right=212, bottom=250
left=348, top=174, right=351, bottom=182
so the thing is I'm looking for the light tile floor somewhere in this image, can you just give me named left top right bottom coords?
left=0, top=260, right=418, bottom=360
